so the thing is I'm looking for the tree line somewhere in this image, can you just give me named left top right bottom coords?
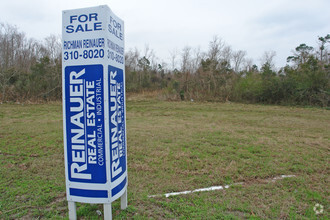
left=0, top=22, right=329, bottom=106
left=0, top=23, right=61, bottom=101
left=125, top=36, right=329, bottom=107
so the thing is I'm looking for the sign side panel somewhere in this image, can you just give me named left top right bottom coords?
left=105, top=8, right=128, bottom=201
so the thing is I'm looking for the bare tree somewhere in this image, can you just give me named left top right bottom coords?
left=242, top=58, right=254, bottom=72
left=180, top=46, right=192, bottom=73
left=142, top=44, right=157, bottom=70
left=260, top=50, right=277, bottom=71
left=0, top=22, right=35, bottom=100
left=44, top=34, right=61, bottom=62
left=232, top=50, right=247, bottom=72
left=169, top=48, right=179, bottom=71
left=125, top=47, right=140, bottom=71
left=208, top=36, right=225, bottom=63
left=191, top=46, right=203, bottom=74
left=221, top=46, right=232, bottom=67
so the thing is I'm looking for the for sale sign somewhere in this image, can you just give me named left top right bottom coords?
left=62, top=5, right=127, bottom=204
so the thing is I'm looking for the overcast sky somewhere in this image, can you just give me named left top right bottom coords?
left=0, top=0, right=329, bottom=68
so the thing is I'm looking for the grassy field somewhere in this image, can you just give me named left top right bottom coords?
left=0, top=97, right=329, bottom=219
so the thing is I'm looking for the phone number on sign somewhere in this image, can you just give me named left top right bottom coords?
left=63, top=49, right=105, bottom=60
left=107, top=50, right=124, bottom=64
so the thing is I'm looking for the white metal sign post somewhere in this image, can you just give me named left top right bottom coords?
left=62, top=5, right=127, bottom=220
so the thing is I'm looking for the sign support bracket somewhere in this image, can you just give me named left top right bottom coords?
left=68, top=201, right=77, bottom=220
left=121, top=189, right=128, bottom=209
left=104, top=203, right=112, bottom=220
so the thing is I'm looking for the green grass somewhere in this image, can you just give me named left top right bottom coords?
left=0, top=99, right=329, bottom=219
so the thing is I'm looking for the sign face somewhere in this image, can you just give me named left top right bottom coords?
left=62, top=5, right=127, bottom=204
left=108, top=65, right=127, bottom=198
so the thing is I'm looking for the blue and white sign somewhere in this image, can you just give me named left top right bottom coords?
left=62, top=5, right=127, bottom=204
left=65, top=65, right=106, bottom=184
left=108, top=65, right=127, bottom=199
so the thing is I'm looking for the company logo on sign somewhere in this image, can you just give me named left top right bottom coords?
left=65, top=65, right=105, bottom=183
left=109, top=65, right=127, bottom=195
